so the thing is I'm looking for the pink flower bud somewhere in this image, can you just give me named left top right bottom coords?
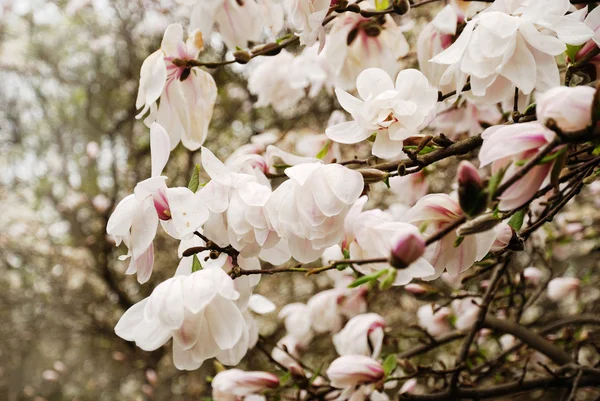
left=547, top=277, right=580, bottom=302
left=152, top=188, right=171, bottom=221
left=457, top=160, right=486, bottom=217
left=212, top=369, right=279, bottom=401
left=491, top=223, right=514, bottom=252
left=389, top=229, right=426, bottom=269
left=523, top=267, right=543, bottom=285
left=326, top=355, right=384, bottom=388
left=399, top=378, right=417, bottom=395
left=405, top=283, right=429, bottom=295
left=537, top=86, right=595, bottom=133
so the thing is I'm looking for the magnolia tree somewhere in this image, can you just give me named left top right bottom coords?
left=106, top=0, right=600, bottom=399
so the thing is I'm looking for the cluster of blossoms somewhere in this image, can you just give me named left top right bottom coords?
left=107, top=0, right=600, bottom=398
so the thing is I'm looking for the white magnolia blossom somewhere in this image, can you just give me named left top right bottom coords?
left=451, top=297, right=481, bottom=330
left=431, top=0, right=594, bottom=104
left=107, top=123, right=209, bottom=283
left=333, top=313, right=386, bottom=358
left=344, top=197, right=435, bottom=285
left=212, top=369, right=279, bottom=401
left=266, top=162, right=364, bottom=263
left=322, top=11, right=409, bottom=90
left=278, top=302, right=314, bottom=346
left=307, top=286, right=367, bottom=333
left=417, top=304, right=451, bottom=337
left=115, top=268, right=247, bottom=369
left=136, top=24, right=217, bottom=150
left=430, top=100, right=502, bottom=140
left=326, top=68, right=438, bottom=159
left=286, top=0, right=329, bottom=49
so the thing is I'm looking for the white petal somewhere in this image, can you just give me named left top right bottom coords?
left=136, top=50, right=166, bottom=117
left=356, top=68, right=395, bottom=100
left=248, top=294, right=276, bottom=314
left=130, top=196, right=159, bottom=259
left=325, top=121, right=372, bottom=144
left=430, top=20, right=476, bottom=65
left=150, top=122, right=171, bottom=177
left=107, top=194, right=137, bottom=237
left=201, top=146, right=232, bottom=185
left=165, top=187, right=210, bottom=237
left=115, top=299, right=148, bottom=341
left=161, top=23, right=184, bottom=56
left=500, top=35, right=536, bottom=94
left=335, top=88, right=363, bottom=115
left=205, top=296, right=245, bottom=349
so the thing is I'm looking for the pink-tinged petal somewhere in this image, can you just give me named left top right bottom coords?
left=403, top=194, right=462, bottom=225
left=130, top=196, right=159, bottom=259
left=136, top=50, right=167, bottom=118
left=334, top=88, right=363, bottom=115
left=115, top=298, right=148, bottom=341
left=190, top=313, right=220, bottom=362
left=430, top=19, right=476, bottom=64
left=161, top=23, right=184, bottom=56
left=180, top=70, right=217, bottom=150
left=134, top=175, right=168, bottom=200
left=150, top=122, right=171, bottom=177
left=107, top=194, right=137, bottom=237
left=498, top=163, right=553, bottom=211
left=173, top=311, right=203, bottom=351
left=323, top=164, right=364, bottom=205
left=325, top=121, right=372, bottom=144
left=173, top=342, right=203, bottom=371
left=205, top=296, right=245, bottom=350
left=431, top=5, right=457, bottom=35
left=356, top=68, right=395, bottom=100
left=216, top=323, right=250, bottom=366
left=133, top=317, right=172, bottom=351
left=134, top=243, right=154, bottom=284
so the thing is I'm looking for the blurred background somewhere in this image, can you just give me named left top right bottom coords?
left=3, top=1, right=600, bottom=401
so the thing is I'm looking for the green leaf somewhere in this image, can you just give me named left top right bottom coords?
left=383, top=175, right=390, bottom=189
left=375, top=0, right=390, bottom=10
left=378, top=269, right=397, bottom=291
left=508, top=209, right=525, bottom=231
left=342, top=248, right=350, bottom=259
left=566, top=44, right=584, bottom=62
left=276, top=34, right=293, bottom=44
left=192, top=255, right=203, bottom=272
left=279, top=371, right=292, bottom=386
left=316, top=140, right=331, bottom=160
left=487, top=167, right=506, bottom=200
left=539, top=148, right=566, bottom=165
left=382, top=354, right=397, bottom=376
left=188, top=164, right=201, bottom=193
left=348, top=269, right=388, bottom=288
left=453, top=236, right=465, bottom=248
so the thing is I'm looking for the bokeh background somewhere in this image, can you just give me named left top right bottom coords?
left=3, top=1, right=600, bottom=401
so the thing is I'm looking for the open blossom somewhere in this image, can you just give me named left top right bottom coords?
left=536, top=86, right=595, bottom=133
left=431, top=0, right=594, bottom=104
left=278, top=303, right=314, bottom=346
left=451, top=297, right=481, bottom=330
left=417, top=305, right=451, bottom=337
left=307, top=286, right=367, bottom=333
left=266, top=162, right=364, bottom=263
left=326, top=68, right=438, bottom=159
left=333, top=313, right=386, bottom=358
left=107, top=123, right=209, bottom=283
left=115, top=268, right=247, bottom=370
left=286, top=0, right=329, bottom=49
left=403, top=194, right=496, bottom=278
left=248, top=47, right=331, bottom=113
left=212, top=369, right=279, bottom=401
left=431, top=100, right=502, bottom=140
left=271, top=336, right=306, bottom=376
left=479, top=122, right=560, bottom=211
left=136, top=24, right=217, bottom=150
left=327, top=355, right=384, bottom=388
left=547, top=277, right=580, bottom=302
left=189, top=0, right=264, bottom=49
left=344, top=197, right=435, bottom=286
left=322, top=11, right=409, bottom=90
left=571, top=6, right=600, bottom=74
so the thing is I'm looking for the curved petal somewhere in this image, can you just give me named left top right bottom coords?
left=356, top=68, right=395, bottom=100
left=205, top=296, right=245, bottom=350
left=325, top=121, right=372, bottom=144
left=150, top=122, right=171, bottom=177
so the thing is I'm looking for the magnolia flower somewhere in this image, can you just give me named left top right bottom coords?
left=389, top=171, right=429, bottom=206
left=431, top=0, right=594, bottom=104
left=278, top=303, right=314, bottom=346
left=451, top=297, right=481, bottom=330
left=189, top=0, right=263, bottom=49
left=327, top=355, right=384, bottom=388
left=271, top=336, right=306, bottom=376
left=571, top=5, right=600, bottom=76
left=322, top=12, right=409, bottom=90
left=333, top=313, right=386, bottom=358
left=107, top=123, right=209, bottom=283
left=287, top=0, right=329, bottom=49
left=490, top=222, right=513, bottom=252
left=115, top=268, right=246, bottom=369
left=399, top=378, right=417, bottom=395
left=212, top=369, right=279, bottom=401
left=536, top=86, right=595, bottom=132
left=547, top=277, right=580, bottom=302
left=326, top=68, right=438, bottom=159
left=307, top=287, right=366, bottom=333
left=136, top=24, right=217, bottom=150
left=479, top=122, right=560, bottom=211
left=403, top=194, right=496, bottom=278
left=523, top=266, right=543, bottom=285
left=198, top=147, right=286, bottom=260
left=266, top=162, right=364, bottom=263
left=344, top=197, right=435, bottom=286
left=417, top=305, right=451, bottom=337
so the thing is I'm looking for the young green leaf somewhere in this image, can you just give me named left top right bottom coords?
left=383, top=354, right=397, bottom=376
left=348, top=269, right=388, bottom=288
left=188, top=164, right=201, bottom=193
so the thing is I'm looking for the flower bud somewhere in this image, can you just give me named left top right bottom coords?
left=389, top=229, right=426, bottom=269
left=152, top=188, right=171, bottom=221
left=457, top=161, right=486, bottom=217
left=399, top=378, right=417, bottom=395
left=547, top=277, right=580, bottom=302
left=537, top=86, right=595, bottom=133
left=393, top=0, right=410, bottom=15
left=358, top=168, right=389, bottom=183
left=233, top=50, right=251, bottom=64
left=326, top=355, right=384, bottom=388
left=490, top=222, right=513, bottom=251
left=212, top=369, right=279, bottom=401
left=523, top=267, right=543, bottom=285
